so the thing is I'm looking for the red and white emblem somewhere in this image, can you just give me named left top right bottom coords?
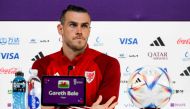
left=85, top=71, right=95, bottom=83
left=54, top=72, right=60, bottom=76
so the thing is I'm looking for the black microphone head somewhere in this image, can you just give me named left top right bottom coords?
left=68, top=65, right=73, bottom=70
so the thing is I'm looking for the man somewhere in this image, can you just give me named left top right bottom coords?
left=32, top=5, right=121, bottom=109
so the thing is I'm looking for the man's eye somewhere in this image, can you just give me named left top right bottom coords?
left=69, top=23, right=77, bottom=28
left=81, top=24, right=89, bottom=29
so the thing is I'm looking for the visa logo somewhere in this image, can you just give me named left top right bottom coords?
left=119, top=38, right=138, bottom=45
left=0, top=53, right=19, bottom=59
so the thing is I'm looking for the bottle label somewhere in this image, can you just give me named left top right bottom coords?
left=28, top=79, right=41, bottom=109
left=28, top=92, right=40, bottom=109
left=13, top=80, right=26, bottom=92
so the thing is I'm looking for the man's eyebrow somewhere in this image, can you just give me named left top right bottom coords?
left=68, top=21, right=90, bottom=25
left=82, top=22, right=90, bottom=25
left=68, top=21, right=77, bottom=24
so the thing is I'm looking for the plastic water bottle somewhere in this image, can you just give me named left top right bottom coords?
left=12, top=71, right=26, bottom=109
left=28, top=69, right=41, bottom=109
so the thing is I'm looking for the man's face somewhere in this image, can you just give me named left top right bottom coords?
left=58, top=11, right=91, bottom=52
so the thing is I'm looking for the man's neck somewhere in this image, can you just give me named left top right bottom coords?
left=62, top=45, right=86, bottom=61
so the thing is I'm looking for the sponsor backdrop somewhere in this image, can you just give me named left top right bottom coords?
left=0, top=21, right=190, bottom=109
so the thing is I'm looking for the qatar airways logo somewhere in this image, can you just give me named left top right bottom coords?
left=177, top=38, right=190, bottom=45
left=148, top=52, right=168, bottom=60
left=0, top=67, right=18, bottom=74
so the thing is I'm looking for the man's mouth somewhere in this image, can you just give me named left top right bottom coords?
left=73, top=36, right=85, bottom=40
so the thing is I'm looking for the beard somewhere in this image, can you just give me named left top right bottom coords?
left=66, top=39, right=88, bottom=52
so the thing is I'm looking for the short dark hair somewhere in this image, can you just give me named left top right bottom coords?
left=60, top=5, right=90, bottom=24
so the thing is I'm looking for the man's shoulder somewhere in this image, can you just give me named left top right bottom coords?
left=89, top=48, right=119, bottom=63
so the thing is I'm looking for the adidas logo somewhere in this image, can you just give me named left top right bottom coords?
left=180, top=66, right=190, bottom=76
left=150, top=37, right=165, bottom=46
left=135, top=78, right=141, bottom=83
left=31, top=51, right=44, bottom=61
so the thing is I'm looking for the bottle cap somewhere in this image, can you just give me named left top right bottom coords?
left=15, top=71, right=24, bottom=76
left=30, top=69, right=38, bottom=76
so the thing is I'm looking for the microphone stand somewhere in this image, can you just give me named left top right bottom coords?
left=68, top=65, right=73, bottom=76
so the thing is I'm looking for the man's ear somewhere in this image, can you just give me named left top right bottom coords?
left=57, top=24, right=63, bottom=35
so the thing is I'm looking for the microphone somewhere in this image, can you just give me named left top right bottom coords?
left=68, top=65, right=73, bottom=76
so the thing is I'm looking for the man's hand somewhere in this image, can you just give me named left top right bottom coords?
left=91, top=95, right=118, bottom=109
left=41, top=106, right=55, bottom=109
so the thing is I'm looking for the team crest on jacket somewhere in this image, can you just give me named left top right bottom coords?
left=85, top=71, right=95, bottom=83
left=54, top=72, right=60, bottom=76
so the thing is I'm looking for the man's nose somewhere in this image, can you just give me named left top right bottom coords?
left=76, top=26, right=82, bottom=33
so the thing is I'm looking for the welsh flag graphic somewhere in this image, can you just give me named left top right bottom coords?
left=58, top=80, right=70, bottom=88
